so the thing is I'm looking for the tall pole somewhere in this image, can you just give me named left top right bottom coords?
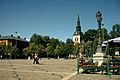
left=96, top=11, right=102, bottom=53
left=15, top=32, right=17, bottom=48
left=76, top=43, right=80, bottom=74
left=15, top=32, right=18, bottom=59
left=106, top=40, right=110, bottom=75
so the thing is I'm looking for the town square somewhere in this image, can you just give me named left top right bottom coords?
left=0, top=0, right=120, bottom=80
left=0, top=59, right=120, bottom=80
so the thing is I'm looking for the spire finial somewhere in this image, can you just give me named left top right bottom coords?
left=77, top=11, right=80, bottom=21
left=77, top=13, right=80, bottom=26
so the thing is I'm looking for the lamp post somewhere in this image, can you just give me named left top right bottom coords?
left=106, top=40, right=110, bottom=75
left=15, top=32, right=18, bottom=48
left=15, top=32, right=18, bottom=59
left=76, top=43, right=80, bottom=74
left=96, top=11, right=102, bottom=53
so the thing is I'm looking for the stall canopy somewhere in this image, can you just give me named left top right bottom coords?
left=102, top=37, right=120, bottom=47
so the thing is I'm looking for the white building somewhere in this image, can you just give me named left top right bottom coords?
left=73, top=14, right=81, bottom=45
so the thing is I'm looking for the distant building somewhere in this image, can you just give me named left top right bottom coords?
left=0, top=35, right=29, bottom=50
left=73, top=14, right=81, bottom=45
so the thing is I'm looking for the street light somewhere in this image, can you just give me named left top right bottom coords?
left=76, top=43, right=80, bottom=74
left=105, top=40, right=110, bottom=75
left=96, top=11, right=102, bottom=24
left=96, top=11, right=102, bottom=53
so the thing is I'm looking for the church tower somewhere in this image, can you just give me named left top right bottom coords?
left=73, top=14, right=81, bottom=45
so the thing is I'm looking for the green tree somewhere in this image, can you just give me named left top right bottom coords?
left=83, top=29, right=97, bottom=42
left=54, top=42, right=64, bottom=59
left=49, top=38, right=59, bottom=48
left=45, top=45, right=53, bottom=59
left=1, top=45, right=12, bottom=58
left=54, top=45, right=61, bottom=59
left=23, top=47, right=31, bottom=58
left=45, top=38, right=60, bottom=57
left=42, top=36, right=50, bottom=47
left=5, top=45, right=11, bottom=56
left=37, top=44, right=44, bottom=57
left=30, top=33, right=43, bottom=45
left=23, top=43, right=44, bottom=58
left=0, top=45, right=19, bottom=59
left=109, top=24, right=120, bottom=38
left=64, top=38, right=74, bottom=58
left=101, top=28, right=109, bottom=41
left=80, top=32, right=84, bottom=41
left=10, top=46, right=19, bottom=59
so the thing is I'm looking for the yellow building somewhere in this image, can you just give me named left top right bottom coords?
left=0, top=35, right=29, bottom=49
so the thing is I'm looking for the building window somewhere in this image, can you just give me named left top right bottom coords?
left=1, top=42, right=6, bottom=45
left=75, top=37, right=78, bottom=41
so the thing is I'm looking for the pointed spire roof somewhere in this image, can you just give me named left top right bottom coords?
left=73, top=13, right=81, bottom=36
left=77, top=14, right=80, bottom=26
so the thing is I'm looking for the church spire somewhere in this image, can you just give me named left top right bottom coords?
left=76, top=14, right=81, bottom=32
left=77, top=14, right=80, bottom=26
left=73, top=14, right=81, bottom=44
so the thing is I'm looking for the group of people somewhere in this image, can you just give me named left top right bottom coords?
left=33, top=53, right=39, bottom=64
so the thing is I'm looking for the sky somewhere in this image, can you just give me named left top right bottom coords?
left=0, top=0, right=120, bottom=42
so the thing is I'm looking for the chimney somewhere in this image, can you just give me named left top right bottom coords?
left=11, top=34, right=13, bottom=37
left=18, top=36, right=20, bottom=39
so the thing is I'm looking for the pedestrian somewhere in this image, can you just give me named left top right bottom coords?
left=0, top=55, right=2, bottom=59
left=33, top=53, right=37, bottom=64
left=33, top=53, right=39, bottom=64
left=36, top=56, right=39, bottom=64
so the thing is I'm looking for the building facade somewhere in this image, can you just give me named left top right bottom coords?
left=0, top=35, right=29, bottom=51
left=0, top=35, right=29, bottom=58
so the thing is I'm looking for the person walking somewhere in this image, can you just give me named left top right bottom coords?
left=33, top=53, right=39, bottom=64
left=33, top=53, right=37, bottom=64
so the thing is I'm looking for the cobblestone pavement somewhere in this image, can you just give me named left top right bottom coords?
left=0, top=59, right=76, bottom=80
left=0, top=59, right=120, bottom=80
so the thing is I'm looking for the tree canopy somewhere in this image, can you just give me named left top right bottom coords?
left=22, top=24, right=120, bottom=59
left=1, top=24, right=120, bottom=59
left=109, top=24, right=120, bottom=38
left=83, top=29, right=97, bottom=42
